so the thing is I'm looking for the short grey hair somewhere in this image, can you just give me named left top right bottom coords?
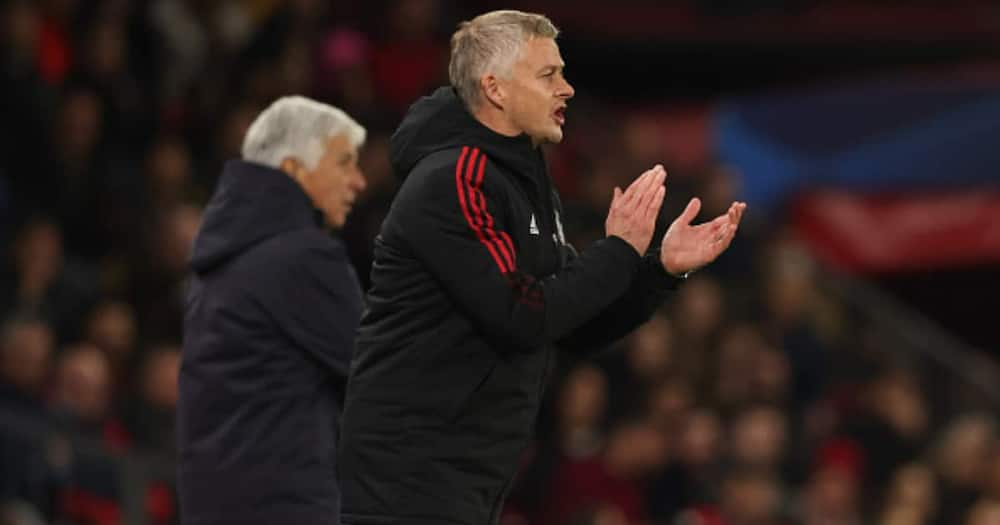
left=241, top=96, right=366, bottom=170
left=449, top=10, right=559, bottom=109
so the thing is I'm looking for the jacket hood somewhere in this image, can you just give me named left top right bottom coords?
left=189, top=160, right=322, bottom=274
left=389, top=87, right=544, bottom=182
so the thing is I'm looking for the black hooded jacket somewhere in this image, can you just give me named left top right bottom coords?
left=338, top=88, right=679, bottom=525
left=178, top=160, right=363, bottom=525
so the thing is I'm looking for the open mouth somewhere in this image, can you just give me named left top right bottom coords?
left=553, top=107, right=566, bottom=126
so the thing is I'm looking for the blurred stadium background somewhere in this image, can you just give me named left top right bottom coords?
left=1, top=0, right=999, bottom=524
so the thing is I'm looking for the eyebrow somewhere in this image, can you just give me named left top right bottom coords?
left=540, top=62, right=566, bottom=72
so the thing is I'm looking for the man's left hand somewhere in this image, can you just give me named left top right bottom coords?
left=660, top=198, right=746, bottom=277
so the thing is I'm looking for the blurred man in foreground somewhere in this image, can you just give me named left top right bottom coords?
left=179, top=96, right=367, bottom=525
left=338, top=10, right=745, bottom=525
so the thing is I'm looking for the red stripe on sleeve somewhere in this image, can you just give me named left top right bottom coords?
left=499, top=232, right=516, bottom=261
left=469, top=153, right=516, bottom=271
left=455, top=146, right=510, bottom=273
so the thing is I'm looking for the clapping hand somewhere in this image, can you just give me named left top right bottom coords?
left=604, top=165, right=667, bottom=255
left=660, top=197, right=746, bottom=277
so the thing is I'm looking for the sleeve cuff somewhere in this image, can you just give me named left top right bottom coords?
left=642, top=254, right=686, bottom=291
left=603, top=235, right=644, bottom=270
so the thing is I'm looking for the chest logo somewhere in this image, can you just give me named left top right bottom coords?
left=529, top=214, right=540, bottom=235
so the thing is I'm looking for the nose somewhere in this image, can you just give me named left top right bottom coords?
left=559, top=76, right=575, bottom=100
left=353, top=168, right=367, bottom=192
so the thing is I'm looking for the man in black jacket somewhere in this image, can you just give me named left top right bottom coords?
left=178, top=96, right=367, bottom=525
left=338, top=10, right=746, bottom=525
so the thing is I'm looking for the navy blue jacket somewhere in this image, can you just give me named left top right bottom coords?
left=178, top=160, right=362, bottom=525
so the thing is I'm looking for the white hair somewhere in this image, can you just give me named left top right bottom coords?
left=241, top=96, right=366, bottom=170
left=449, top=10, right=559, bottom=109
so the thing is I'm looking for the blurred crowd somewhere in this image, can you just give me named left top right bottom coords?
left=0, top=1, right=997, bottom=525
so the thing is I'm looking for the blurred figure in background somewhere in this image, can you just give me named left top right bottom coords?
left=847, top=368, right=929, bottom=512
left=131, top=202, right=202, bottom=343
left=602, top=311, right=676, bottom=424
left=50, top=344, right=117, bottom=442
left=0, top=317, right=53, bottom=413
left=671, top=275, right=726, bottom=388
left=0, top=317, right=55, bottom=525
left=179, top=96, right=367, bottom=525
left=964, top=499, right=1000, bottom=525
left=0, top=500, right=47, bottom=525
left=647, top=408, right=724, bottom=522
left=934, top=414, right=998, bottom=522
left=760, top=240, right=831, bottom=413
left=713, top=323, right=773, bottom=413
left=370, top=0, right=447, bottom=112
left=128, top=344, right=180, bottom=456
left=800, top=461, right=863, bottom=525
left=541, top=419, right=668, bottom=525
left=0, top=217, right=96, bottom=343
left=879, top=462, right=938, bottom=525
left=556, top=365, right=609, bottom=461
left=82, top=299, right=137, bottom=397
left=729, top=405, right=789, bottom=476
left=645, top=374, right=695, bottom=434
left=49, top=343, right=127, bottom=525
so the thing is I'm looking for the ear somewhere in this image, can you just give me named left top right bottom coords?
left=280, top=157, right=307, bottom=181
left=480, top=74, right=505, bottom=109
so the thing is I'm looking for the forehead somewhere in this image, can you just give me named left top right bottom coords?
left=323, top=133, right=355, bottom=156
left=515, top=37, right=564, bottom=69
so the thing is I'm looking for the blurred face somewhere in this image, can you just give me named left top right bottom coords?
left=160, top=204, right=203, bottom=273
left=732, top=407, right=787, bottom=468
left=649, top=379, right=692, bottom=428
left=59, top=91, right=102, bottom=160
left=86, top=301, right=135, bottom=361
left=681, top=410, right=722, bottom=465
left=143, top=348, right=180, bottom=409
left=807, top=466, right=859, bottom=517
left=888, top=463, right=936, bottom=517
left=559, top=365, right=607, bottom=428
left=147, top=139, right=191, bottom=197
left=0, top=322, right=53, bottom=394
left=939, top=416, right=996, bottom=486
left=16, top=221, right=62, bottom=278
left=875, top=375, right=927, bottom=439
left=4, top=1, right=40, bottom=56
left=675, top=276, right=724, bottom=339
left=753, top=347, right=790, bottom=402
left=966, top=501, right=1000, bottom=525
left=628, top=315, right=673, bottom=379
left=722, top=474, right=782, bottom=524
left=497, top=37, right=574, bottom=145
left=88, top=20, right=125, bottom=77
left=294, top=134, right=366, bottom=228
left=606, top=423, right=668, bottom=478
left=53, top=346, right=111, bottom=422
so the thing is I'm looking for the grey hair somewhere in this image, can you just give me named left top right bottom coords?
left=241, top=96, right=366, bottom=170
left=449, top=10, right=559, bottom=109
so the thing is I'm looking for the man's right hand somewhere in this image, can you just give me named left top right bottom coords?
left=605, top=165, right=666, bottom=255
